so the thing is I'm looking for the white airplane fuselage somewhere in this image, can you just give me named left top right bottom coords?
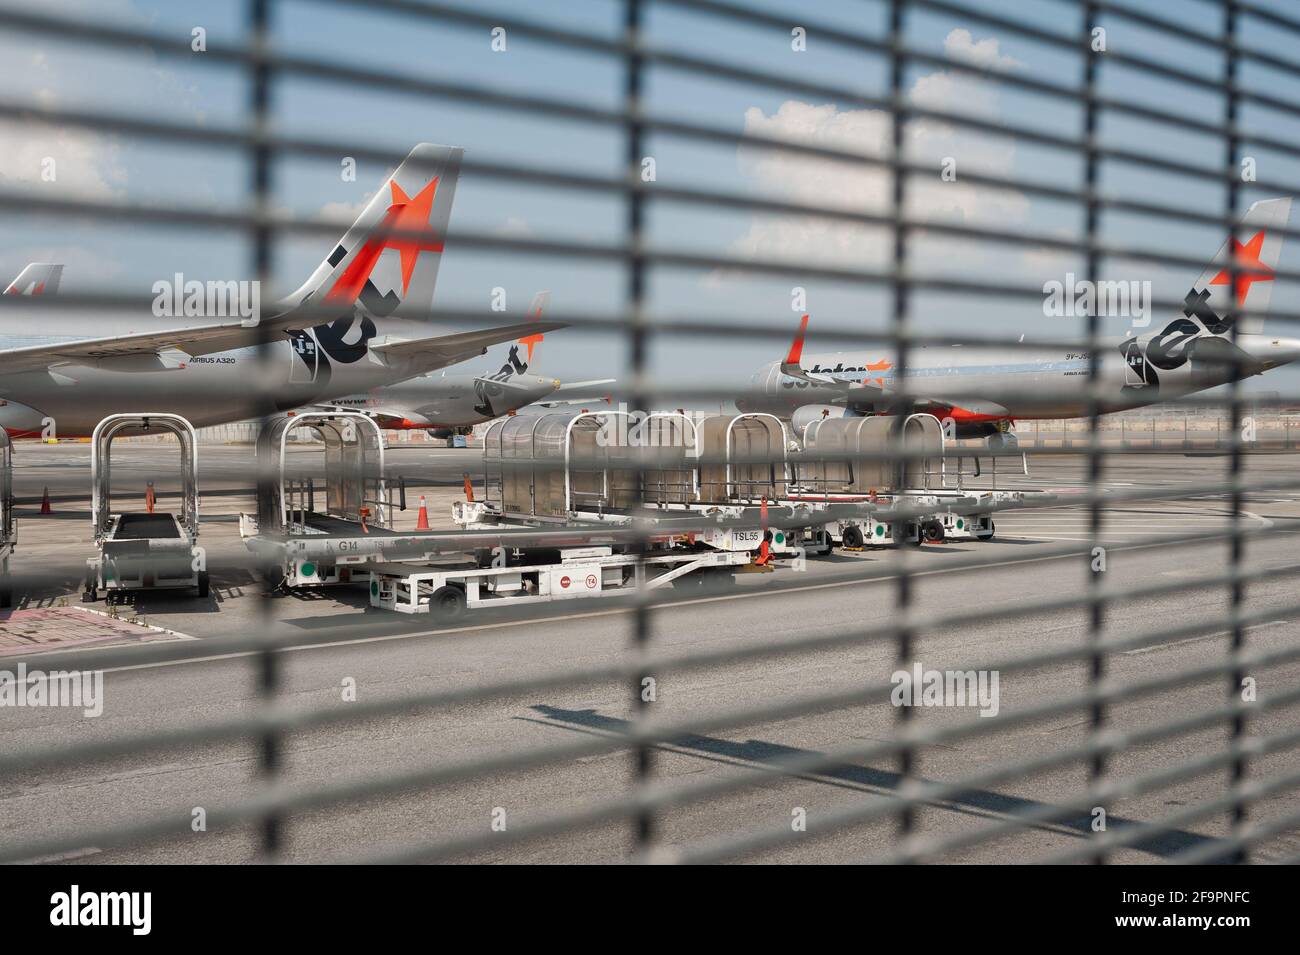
left=739, top=334, right=1300, bottom=434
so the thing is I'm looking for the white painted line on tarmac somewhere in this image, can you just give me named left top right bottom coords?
left=1123, top=620, right=1289, bottom=656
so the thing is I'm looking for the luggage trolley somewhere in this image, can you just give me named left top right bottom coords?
left=0, top=429, right=13, bottom=608
left=240, top=411, right=391, bottom=587
left=85, top=413, right=206, bottom=603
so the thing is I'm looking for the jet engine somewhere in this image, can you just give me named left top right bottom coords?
left=790, top=404, right=861, bottom=439
left=0, top=399, right=50, bottom=438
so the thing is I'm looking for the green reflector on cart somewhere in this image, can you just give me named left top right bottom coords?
left=775, top=532, right=784, bottom=544
left=371, top=580, right=378, bottom=596
left=301, top=562, right=316, bottom=578
left=875, top=525, right=885, bottom=536
left=957, top=519, right=964, bottom=529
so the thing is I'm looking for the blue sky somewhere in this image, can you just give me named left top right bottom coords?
left=3, top=0, right=1300, bottom=397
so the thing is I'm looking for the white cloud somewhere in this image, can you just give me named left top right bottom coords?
left=495, top=216, right=534, bottom=237
left=717, top=30, right=1030, bottom=276
left=318, top=194, right=373, bottom=223
left=942, top=28, right=1022, bottom=71
left=0, top=120, right=126, bottom=199
left=0, top=47, right=126, bottom=199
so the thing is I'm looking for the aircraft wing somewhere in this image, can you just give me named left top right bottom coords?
left=554, top=377, right=616, bottom=392
left=0, top=317, right=297, bottom=376
left=369, top=320, right=567, bottom=372
left=0, top=313, right=566, bottom=378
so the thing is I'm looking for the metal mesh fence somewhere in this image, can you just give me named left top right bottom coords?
left=0, top=0, right=1298, bottom=865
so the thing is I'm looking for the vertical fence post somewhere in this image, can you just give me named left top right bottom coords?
left=886, top=0, right=918, bottom=849
left=247, top=0, right=282, bottom=860
left=1222, top=0, right=1250, bottom=864
left=1081, top=0, right=1109, bottom=865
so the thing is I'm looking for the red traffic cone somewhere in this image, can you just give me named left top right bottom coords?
left=40, top=486, right=52, bottom=515
left=415, top=495, right=430, bottom=530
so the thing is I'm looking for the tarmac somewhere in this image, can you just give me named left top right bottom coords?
left=2, top=442, right=1298, bottom=863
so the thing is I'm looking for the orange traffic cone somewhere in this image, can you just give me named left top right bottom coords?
left=415, top=495, right=430, bottom=530
left=359, top=506, right=370, bottom=534
left=39, top=486, right=52, bottom=515
left=462, top=473, right=475, bottom=504
left=145, top=481, right=155, bottom=514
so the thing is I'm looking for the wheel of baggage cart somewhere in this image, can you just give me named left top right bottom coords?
left=82, top=572, right=97, bottom=603
left=921, top=519, right=945, bottom=543
left=841, top=525, right=865, bottom=549
left=708, top=568, right=737, bottom=589
left=259, top=563, right=287, bottom=592
left=429, top=584, right=467, bottom=620
left=985, top=521, right=995, bottom=540
left=196, top=571, right=210, bottom=599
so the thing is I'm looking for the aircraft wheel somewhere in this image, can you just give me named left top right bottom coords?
left=429, top=585, right=467, bottom=620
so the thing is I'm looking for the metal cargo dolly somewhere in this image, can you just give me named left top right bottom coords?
left=84, top=413, right=206, bottom=603
left=368, top=545, right=751, bottom=617
left=240, top=411, right=394, bottom=587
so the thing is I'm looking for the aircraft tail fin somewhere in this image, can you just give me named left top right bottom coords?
left=4, top=263, right=63, bottom=296
left=284, top=143, right=463, bottom=320
left=1177, top=197, right=1292, bottom=337
left=516, top=290, right=550, bottom=367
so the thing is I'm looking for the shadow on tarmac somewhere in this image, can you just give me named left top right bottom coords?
left=526, top=704, right=1229, bottom=862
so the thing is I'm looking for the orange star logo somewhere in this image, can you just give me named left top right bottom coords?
left=1210, top=230, right=1273, bottom=305
left=516, top=298, right=548, bottom=363
left=517, top=329, right=543, bottom=364
left=387, top=178, right=442, bottom=294
left=325, top=176, right=443, bottom=305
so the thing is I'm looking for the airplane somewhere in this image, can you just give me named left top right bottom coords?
left=3, top=263, right=63, bottom=297
left=739, top=198, right=1300, bottom=448
left=0, top=144, right=565, bottom=439
left=318, top=291, right=616, bottom=439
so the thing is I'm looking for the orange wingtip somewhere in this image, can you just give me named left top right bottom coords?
left=785, top=314, right=810, bottom=364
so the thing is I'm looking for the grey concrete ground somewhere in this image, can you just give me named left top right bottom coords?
left=2, top=443, right=1299, bottom=863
